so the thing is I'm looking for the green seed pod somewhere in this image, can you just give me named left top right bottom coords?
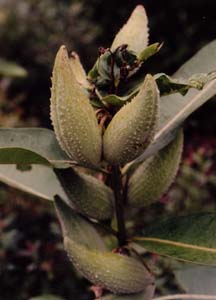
left=55, top=168, right=114, bottom=220
left=50, top=45, right=102, bottom=167
left=55, top=197, right=106, bottom=251
left=65, top=237, right=154, bottom=294
left=127, top=130, right=183, bottom=208
left=101, top=284, right=155, bottom=300
left=103, top=74, right=159, bottom=165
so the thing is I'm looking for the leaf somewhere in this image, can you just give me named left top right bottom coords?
left=132, top=213, right=216, bottom=265
left=155, top=72, right=216, bottom=96
left=134, top=40, right=216, bottom=163
left=0, top=165, right=67, bottom=201
left=175, top=265, right=216, bottom=294
left=138, top=43, right=162, bottom=62
left=101, top=87, right=139, bottom=106
left=0, top=128, right=70, bottom=168
left=111, top=5, right=149, bottom=54
left=0, top=58, right=27, bottom=78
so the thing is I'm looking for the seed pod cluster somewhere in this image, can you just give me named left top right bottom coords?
left=55, top=168, right=114, bottom=221
left=103, top=74, right=159, bottom=165
left=127, top=130, right=183, bottom=208
left=50, top=46, right=102, bottom=168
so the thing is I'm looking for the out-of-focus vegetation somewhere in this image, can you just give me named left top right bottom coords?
left=0, top=0, right=216, bottom=299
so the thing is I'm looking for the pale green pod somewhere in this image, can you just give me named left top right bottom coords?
left=50, top=46, right=102, bottom=167
left=54, top=197, right=106, bottom=251
left=111, top=5, right=149, bottom=54
left=127, top=130, right=183, bottom=208
left=55, top=197, right=154, bottom=294
left=101, top=284, right=155, bottom=300
left=103, top=74, right=159, bottom=165
left=65, top=237, right=154, bottom=294
left=55, top=168, right=114, bottom=220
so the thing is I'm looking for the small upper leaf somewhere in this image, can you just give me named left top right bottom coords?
left=133, top=213, right=216, bottom=266
left=111, top=5, right=149, bottom=54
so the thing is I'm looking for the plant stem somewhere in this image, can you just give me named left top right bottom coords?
left=111, top=165, right=127, bottom=247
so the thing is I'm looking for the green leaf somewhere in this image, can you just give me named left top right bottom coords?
left=138, top=43, right=162, bottom=62
left=134, top=40, right=216, bottom=163
left=101, top=87, right=139, bottom=106
left=133, top=213, right=216, bottom=265
left=0, top=165, right=67, bottom=201
left=0, top=128, right=70, bottom=168
left=0, top=58, right=27, bottom=78
left=111, top=5, right=149, bottom=54
left=155, top=72, right=216, bottom=96
left=175, top=265, right=216, bottom=294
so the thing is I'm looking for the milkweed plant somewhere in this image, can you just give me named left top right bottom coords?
left=1, top=5, right=216, bottom=300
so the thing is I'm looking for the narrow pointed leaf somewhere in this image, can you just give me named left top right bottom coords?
left=138, top=43, right=162, bottom=62
left=0, top=128, right=70, bottom=167
left=134, top=40, right=216, bottom=163
left=111, top=5, right=149, bottom=54
left=133, top=213, right=216, bottom=265
left=0, top=165, right=67, bottom=201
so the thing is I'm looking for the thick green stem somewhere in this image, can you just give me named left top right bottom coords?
left=111, top=166, right=127, bottom=247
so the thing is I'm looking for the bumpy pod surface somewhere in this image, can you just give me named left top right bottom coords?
left=55, top=197, right=154, bottom=294
left=55, top=197, right=106, bottom=251
left=101, top=285, right=155, bottom=300
left=65, top=237, right=154, bottom=294
left=111, top=5, right=149, bottom=54
left=127, top=130, right=183, bottom=208
left=103, top=74, right=159, bottom=165
left=50, top=46, right=102, bottom=167
left=55, top=168, right=114, bottom=220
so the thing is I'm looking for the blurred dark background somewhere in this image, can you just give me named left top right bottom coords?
left=0, top=1, right=216, bottom=299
